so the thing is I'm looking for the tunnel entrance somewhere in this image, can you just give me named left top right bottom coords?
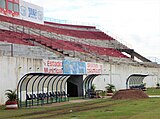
left=67, top=75, right=83, bottom=97
left=67, top=81, right=78, bottom=97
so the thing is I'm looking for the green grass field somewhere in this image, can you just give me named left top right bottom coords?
left=1, top=88, right=160, bottom=119
left=145, top=88, right=160, bottom=95
left=0, top=98, right=160, bottom=119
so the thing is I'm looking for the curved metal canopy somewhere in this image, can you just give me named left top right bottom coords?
left=82, top=74, right=100, bottom=97
left=126, top=74, right=148, bottom=89
left=17, top=73, right=71, bottom=108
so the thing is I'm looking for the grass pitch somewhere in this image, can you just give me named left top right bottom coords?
left=0, top=98, right=160, bottom=119
left=0, top=88, right=160, bottom=119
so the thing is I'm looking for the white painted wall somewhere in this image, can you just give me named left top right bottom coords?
left=0, top=56, right=42, bottom=104
left=0, top=55, right=160, bottom=104
left=93, top=63, right=160, bottom=91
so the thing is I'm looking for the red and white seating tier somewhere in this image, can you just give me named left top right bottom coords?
left=0, top=15, right=128, bottom=58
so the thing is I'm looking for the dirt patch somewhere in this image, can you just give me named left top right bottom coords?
left=9, top=99, right=123, bottom=119
left=42, top=99, right=94, bottom=107
left=112, top=89, right=149, bottom=100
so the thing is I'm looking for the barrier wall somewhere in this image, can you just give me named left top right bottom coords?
left=0, top=56, right=160, bottom=104
left=93, top=63, right=159, bottom=90
left=0, top=56, right=42, bottom=104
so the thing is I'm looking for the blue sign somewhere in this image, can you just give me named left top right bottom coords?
left=77, top=61, right=86, bottom=74
left=63, top=60, right=86, bottom=75
left=28, top=7, right=37, bottom=19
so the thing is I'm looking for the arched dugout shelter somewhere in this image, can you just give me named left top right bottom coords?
left=17, top=73, right=73, bottom=108
left=83, top=74, right=100, bottom=98
left=126, top=74, right=148, bottom=89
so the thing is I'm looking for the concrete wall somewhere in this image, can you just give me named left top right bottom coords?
left=93, top=63, right=160, bottom=91
left=0, top=55, right=160, bottom=104
left=0, top=56, right=42, bottom=104
left=0, top=43, right=58, bottom=59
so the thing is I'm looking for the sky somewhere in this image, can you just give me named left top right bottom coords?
left=26, top=0, right=160, bottom=60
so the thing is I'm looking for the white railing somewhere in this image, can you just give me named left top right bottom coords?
left=147, top=57, right=160, bottom=64
left=96, top=25, right=132, bottom=49
left=44, top=17, right=96, bottom=26
left=44, top=17, right=132, bottom=49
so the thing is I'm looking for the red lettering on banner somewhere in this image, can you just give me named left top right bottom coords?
left=44, top=68, right=48, bottom=73
left=43, top=60, right=63, bottom=74
left=87, top=69, right=102, bottom=74
left=47, top=60, right=62, bottom=67
left=49, top=69, right=54, bottom=74
left=86, top=62, right=102, bottom=74
left=55, top=69, right=63, bottom=74
left=87, top=63, right=98, bottom=68
left=44, top=68, right=63, bottom=74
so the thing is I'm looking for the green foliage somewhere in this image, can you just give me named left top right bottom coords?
left=145, top=88, right=160, bottom=95
left=5, top=89, right=17, bottom=101
left=100, top=91, right=106, bottom=97
left=105, top=84, right=115, bottom=92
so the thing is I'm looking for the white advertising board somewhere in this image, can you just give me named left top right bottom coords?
left=86, top=62, right=103, bottom=74
left=19, top=0, right=44, bottom=24
left=43, top=60, right=63, bottom=74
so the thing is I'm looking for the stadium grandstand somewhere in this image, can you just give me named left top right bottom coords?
left=0, top=0, right=160, bottom=107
